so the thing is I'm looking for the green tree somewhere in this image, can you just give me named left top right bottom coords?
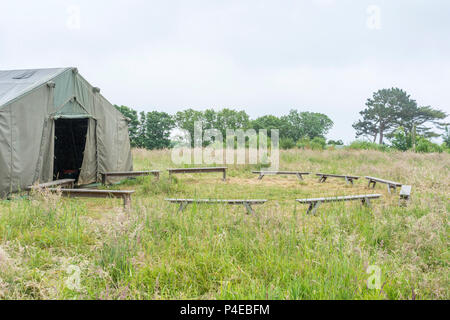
left=215, top=108, right=250, bottom=136
left=352, top=119, right=380, bottom=143
left=443, top=126, right=450, bottom=147
left=174, top=109, right=204, bottom=146
left=174, top=108, right=250, bottom=145
left=327, top=139, right=344, bottom=145
left=354, top=88, right=447, bottom=144
left=141, top=111, right=174, bottom=149
left=390, top=127, right=411, bottom=151
left=353, top=88, right=411, bottom=145
left=281, top=110, right=333, bottom=141
left=251, top=115, right=285, bottom=137
left=397, top=104, right=447, bottom=139
left=136, top=111, right=147, bottom=148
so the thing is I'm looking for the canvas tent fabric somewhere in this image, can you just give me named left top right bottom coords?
left=0, top=67, right=133, bottom=197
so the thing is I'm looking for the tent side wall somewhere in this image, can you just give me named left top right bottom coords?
left=0, top=107, right=12, bottom=197
left=0, top=84, right=55, bottom=196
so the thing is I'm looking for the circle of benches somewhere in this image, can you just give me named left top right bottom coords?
left=28, top=167, right=411, bottom=214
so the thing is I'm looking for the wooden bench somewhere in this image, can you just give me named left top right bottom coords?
left=296, top=194, right=382, bottom=214
left=399, top=185, right=412, bottom=206
left=316, top=173, right=359, bottom=185
left=165, top=198, right=267, bottom=214
left=101, top=171, right=160, bottom=185
left=168, top=167, right=227, bottom=181
left=365, top=176, right=403, bottom=194
left=47, top=188, right=135, bottom=210
left=26, top=179, right=75, bottom=190
left=252, top=171, right=310, bottom=180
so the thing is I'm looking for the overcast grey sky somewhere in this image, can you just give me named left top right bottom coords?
left=1, top=0, right=449, bottom=142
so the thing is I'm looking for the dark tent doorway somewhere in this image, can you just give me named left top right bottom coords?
left=53, top=118, right=89, bottom=182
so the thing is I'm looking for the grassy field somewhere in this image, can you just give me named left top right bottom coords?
left=0, top=148, right=448, bottom=299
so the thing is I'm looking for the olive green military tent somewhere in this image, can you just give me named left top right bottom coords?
left=0, top=67, right=133, bottom=197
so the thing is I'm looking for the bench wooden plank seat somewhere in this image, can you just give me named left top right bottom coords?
left=165, top=198, right=267, bottom=214
left=296, top=194, right=381, bottom=214
left=26, top=179, right=75, bottom=190
left=399, top=185, right=412, bottom=206
left=365, top=176, right=402, bottom=194
left=46, top=188, right=135, bottom=210
left=101, top=170, right=160, bottom=185
left=316, top=173, right=359, bottom=185
left=252, top=171, right=310, bottom=180
left=168, top=167, right=227, bottom=181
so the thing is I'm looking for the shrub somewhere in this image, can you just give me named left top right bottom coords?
left=348, top=140, right=389, bottom=151
left=327, top=139, right=344, bottom=145
left=280, top=137, right=296, bottom=150
left=390, top=127, right=412, bottom=151
left=415, top=137, right=443, bottom=153
left=296, top=137, right=310, bottom=149
left=310, top=137, right=326, bottom=150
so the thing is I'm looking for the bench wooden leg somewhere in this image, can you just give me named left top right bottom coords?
left=368, top=180, right=376, bottom=188
left=101, top=174, right=107, bottom=185
left=318, top=176, right=327, bottom=183
left=387, top=184, right=397, bottom=194
left=296, top=173, right=303, bottom=181
left=154, top=172, right=160, bottom=181
left=399, top=195, right=410, bottom=207
left=243, top=202, right=254, bottom=214
left=345, top=177, right=354, bottom=185
left=258, top=174, right=264, bottom=180
left=223, top=170, right=226, bottom=181
left=178, top=202, right=188, bottom=212
left=361, top=197, right=372, bottom=208
left=123, top=195, right=132, bottom=211
left=307, top=201, right=322, bottom=215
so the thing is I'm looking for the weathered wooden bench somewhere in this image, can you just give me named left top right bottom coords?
left=168, top=167, right=227, bottom=181
left=316, top=173, right=359, bottom=185
left=100, top=170, right=160, bottom=185
left=365, top=176, right=403, bottom=194
left=26, top=179, right=75, bottom=190
left=47, top=188, right=135, bottom=210
left=252, top=171, right=310, bottom=180
left=165, top=198, right=267, bottom=214
left=399, top=185, right=412, bottom=206
left=296, top=194, right=382, bottom=214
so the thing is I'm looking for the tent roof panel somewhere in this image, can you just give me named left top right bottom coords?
left=0, top=68, right=71, bottom=107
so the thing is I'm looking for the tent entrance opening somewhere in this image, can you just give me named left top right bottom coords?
left=53, top=118, right=88, bottom=182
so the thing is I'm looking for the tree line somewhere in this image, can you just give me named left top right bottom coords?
left=115, top=87, right=448, bottom=152
left=114, top=106, right=334, bottom=149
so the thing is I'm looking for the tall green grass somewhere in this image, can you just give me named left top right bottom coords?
left=0, top=149, right=448, bottom=299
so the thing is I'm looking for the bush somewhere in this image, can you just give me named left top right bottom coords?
left=327, top=139, right=344, bottom=146
left=296, top=137, right=310, bottom=149
left=280, top=137, right=296, bottom=150
left=415, top=137, right=443, bottom=153
left=348, top=140, right=389, bottom=151
left=310, top=137, right=326, bottom=150
left=390, top=127, right=411, bottom=151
